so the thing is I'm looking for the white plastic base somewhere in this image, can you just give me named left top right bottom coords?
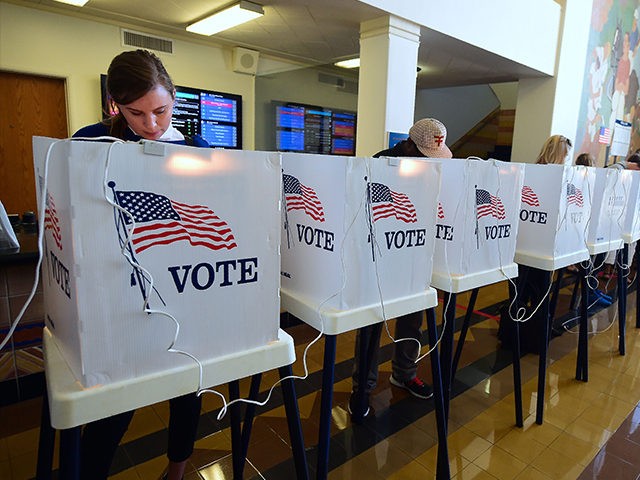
left=622, top=233, right=640, bottom=244
left=514, top=249, right=590, bottom=271
left=44, top=326, right=295, bottom=429
left=431, top=264, right=519, bottom=294
left=280, top=288, right=438, bottom=335
left=587, top=239, right=623, bottom=256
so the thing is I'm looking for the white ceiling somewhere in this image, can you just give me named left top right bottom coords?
left=16, top=0, right=548, bottom=88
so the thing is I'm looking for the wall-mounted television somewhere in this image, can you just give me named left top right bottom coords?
left=101, top=75, right=242, bottom=149
left=274, top=101, right=356, bottom=156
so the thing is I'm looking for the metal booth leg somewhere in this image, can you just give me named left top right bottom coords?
left=426, top=307, right=450, bottom=480
left=279, top=365, right=310, bottom=480
left=535, top=270, right=553, bottom=425
left=35, top=389, right=55, bottom=480
left=316, top=334, right=337, bottom=480
left=440, top=292, right=456, bottom=422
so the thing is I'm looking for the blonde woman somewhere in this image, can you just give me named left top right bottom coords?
left=536, top=135, right=573, bottom=165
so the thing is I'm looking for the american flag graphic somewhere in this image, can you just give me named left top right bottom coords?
left=437, top=202, right=445, bottom=219
left=598, top=126, right=611, bottom=145
left=521, top=185, right=540, bottom=207
left=566, top=183, right=584, bottom=207
left=44, top=193, right=62, bottom=250
left=114, top=190, right=236, bottom=254
left=283, top=174, right=325, bottom=222
left=476, top=189, right=506, bottom=220
left=370, top=182, right=417, bottom=223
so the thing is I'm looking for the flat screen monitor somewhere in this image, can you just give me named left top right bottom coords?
left=274, top=101, right=356, bottom=156
left=100, top=75, right=242, bottom=149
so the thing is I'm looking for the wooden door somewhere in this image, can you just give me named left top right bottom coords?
left=0, top=71, right=68, bottom=216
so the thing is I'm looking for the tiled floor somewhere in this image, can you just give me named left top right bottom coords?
left=1, top=274, right=640, bottom=479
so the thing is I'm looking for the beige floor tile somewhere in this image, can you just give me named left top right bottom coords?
left=472, top=445, right=527, bottom=480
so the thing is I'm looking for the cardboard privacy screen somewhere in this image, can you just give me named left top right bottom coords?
left=621, top=170, right=640, bottom=244
left=429, top=158, right=524, bottom=293
left=33, top=137, right=281, bottom=387
left=515, top=164, right=594, bottom=270
left=586, top=167, right=625, bottom=255
left=280, top=153, right=440, bottom=332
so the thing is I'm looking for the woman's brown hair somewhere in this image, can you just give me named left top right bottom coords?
left=103, top=49, right=175, bottom=138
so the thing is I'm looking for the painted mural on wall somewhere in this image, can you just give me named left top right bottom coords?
left=576, top=0, right=640, bottom=165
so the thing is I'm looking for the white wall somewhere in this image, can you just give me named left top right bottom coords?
left=359, top=0, right=560, bottom=75
left=0, top=2, right=256, bottom=147
left=414, top=85, right=500, bottom=144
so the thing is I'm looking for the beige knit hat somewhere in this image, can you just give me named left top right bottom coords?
left=409, top=118, right=453, bottom=158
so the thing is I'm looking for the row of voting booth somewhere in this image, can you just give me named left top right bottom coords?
left=32, top=136, right=640, bottom=479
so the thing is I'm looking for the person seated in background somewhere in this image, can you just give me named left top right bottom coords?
left=350, top=118, right=452, bottom=416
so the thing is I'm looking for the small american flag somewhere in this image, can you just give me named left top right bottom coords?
left=114, top=190, right=236, bottom=253
left=566, top=183, right=584, bottom=207
left=521, top=185, right=540, bottom=207
left=598, top=126, right=611, bottom=145
left=476, top=189, right=506, bottom=220
left=44, top=193, right=62, bottom=250
left=283, top=174, right=325, bottom=222
left=370, top=182, right=417, bottom=223
left=437, top=202, right=445, bottom=219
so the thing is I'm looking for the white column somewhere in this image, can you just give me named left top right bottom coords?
left=356, top=15, right=421, bottom=156
left=511, top=0, right=592, bottom=164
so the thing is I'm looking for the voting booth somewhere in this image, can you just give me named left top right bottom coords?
left=621, top=170, right=640, bottom=244
left=33, top=137, right=281, bottom=387
left=429, top=158, right=524, bottom=293
left=515, top=164, right=594, bottom=270
left=280, top=153, right=440, bottom=332
left=586, top=167, right=625, bottom=254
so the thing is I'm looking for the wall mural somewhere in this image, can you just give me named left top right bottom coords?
left=576, top=0, right=640, bottom=165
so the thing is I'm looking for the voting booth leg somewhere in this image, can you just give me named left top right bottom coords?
left=316, top=334, right=337, bottom=480
left=352, top=324, right=382, bottom=424
left=36, top=390, right=55, bottom=480
left=229, top=380, right=245, bottom=480
left=536, top=271, right=553, bottom=425
left=510, top=268, right=529, bottom=428
left=59, top=427, right=81, bottom=480
left=617, top=246, right=628, bottom=356
left=426, top=307, right=450, bottom=480
left=451, top=288, right=479, bottom=382
left=279, top=365, right=310, bottom=480
left=548, top=269, right=564, bottom=326
left=240, top=374, right=263, bottom=461
left=441, top=292, right=456, bottom=422
left=576, top=265, right=589, bottom=382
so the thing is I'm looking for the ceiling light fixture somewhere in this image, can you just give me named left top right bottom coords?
left=52, top=0, right=89, bottom=6
left=187, top=1, right=264, bottom=36
left=334, top=58, right=360, bottom=69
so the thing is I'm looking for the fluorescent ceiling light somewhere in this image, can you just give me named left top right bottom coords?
left=52, top=0, right=89, bottom=5
left=187, top=1, right=264, bottom=36
left=334, top=58, right=360, bottom=69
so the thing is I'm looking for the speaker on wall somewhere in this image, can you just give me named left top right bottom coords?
left=232, top=47, right=260, bottom=75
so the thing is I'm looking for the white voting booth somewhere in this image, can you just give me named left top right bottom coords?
left=33, top=137, right=281, bottom=388
left=429, top=158, right=525, bottom=293
left=515, top=164, right=595, bottom=270
left=586, top=167, right=625, bottom=254
left=621, top=170, right=640, bottom=244
left=280, top=153, right=441, bottom=333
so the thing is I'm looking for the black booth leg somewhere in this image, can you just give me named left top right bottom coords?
left=58, top=427, right=81, bottom=480
left=240, top=373, right=263, bottom=460
left=617, top=247, right=628, bottom=356
left=441, top=292, right=456, bottom=422
left=279, top=365, right=310, bottom=480
left=316, top=334, right=337, bottom=480
left=636, top=242, right=640, bottom=329
left=451, top=288, right=479, bottom=382
left=36, top=391, right=55, bottom=480
left=512, top=317, right=523, bottom=427
left=536, top=271, right=552, bottom=425
left=425, top=308, right=450, bottom=480
left=229, top=380, right=244, bottom=480
left=576, top=265, right=589, bottom=382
